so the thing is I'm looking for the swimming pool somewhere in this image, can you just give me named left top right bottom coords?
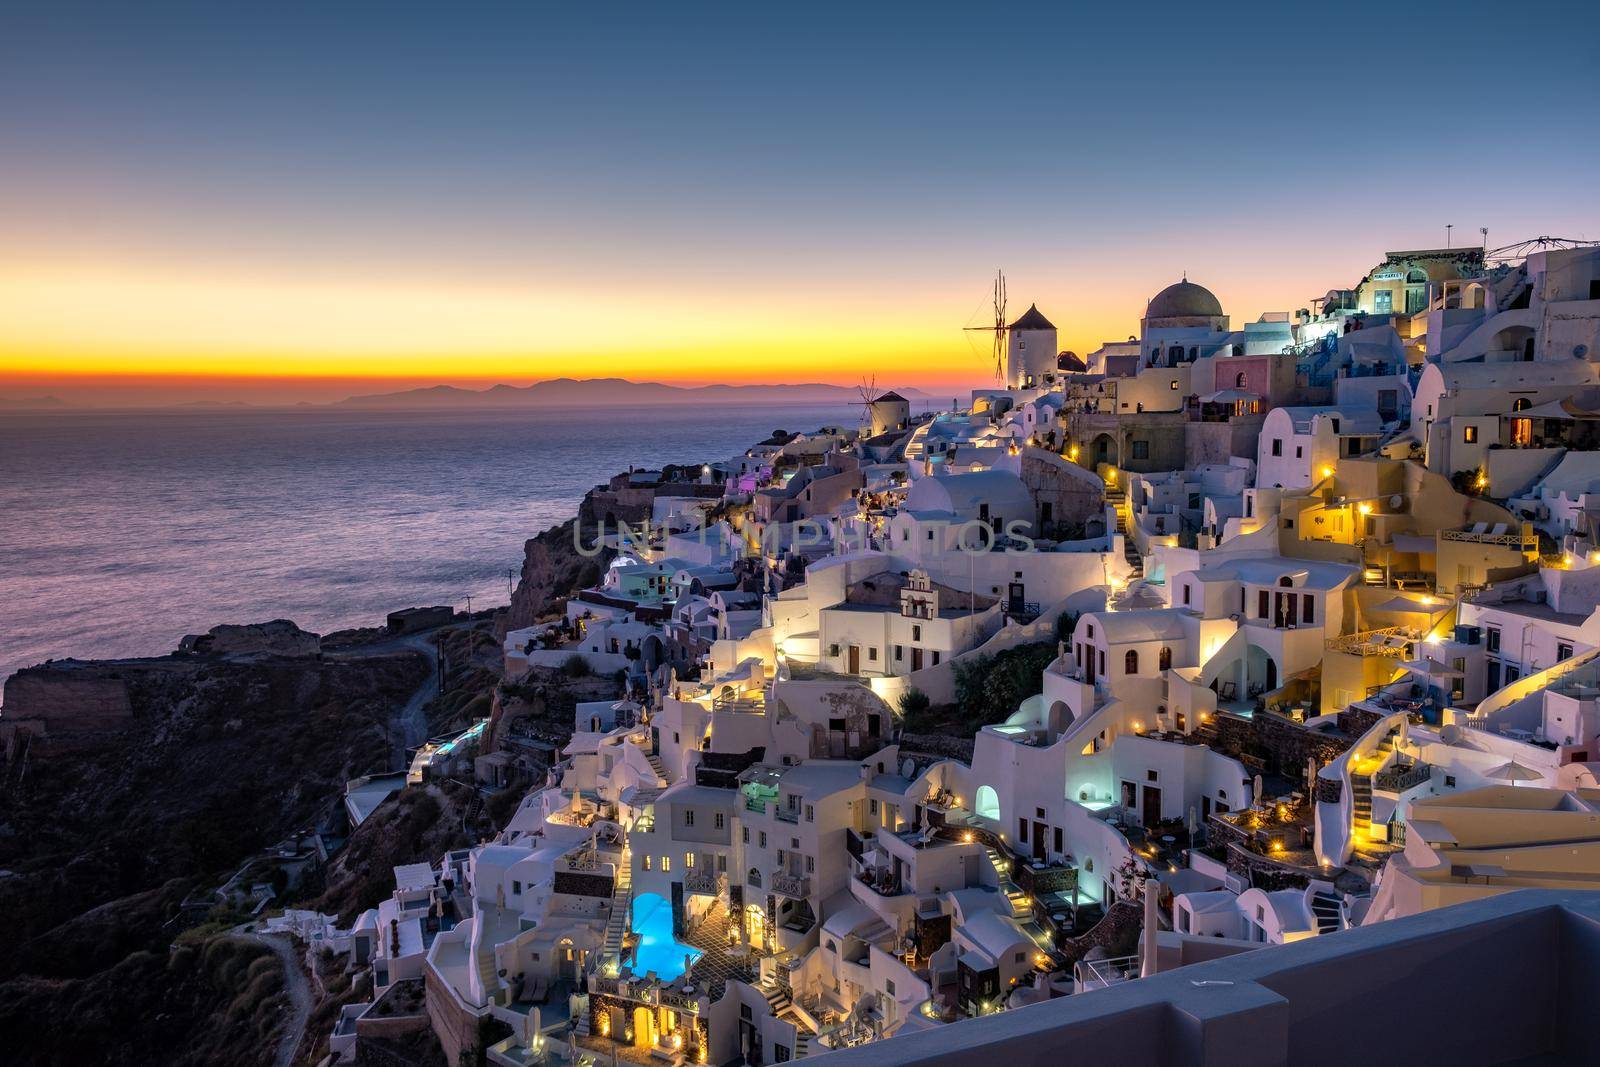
left=630, top=893, right=702, bottom=980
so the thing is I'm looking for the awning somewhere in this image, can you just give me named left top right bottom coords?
left=1400, top=657, right=1464, bottom=678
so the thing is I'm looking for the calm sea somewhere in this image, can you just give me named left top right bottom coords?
left=0, top=403, right=856, bottom=686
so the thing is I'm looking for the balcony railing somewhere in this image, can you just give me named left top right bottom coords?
left=772, top=872, right=811, bottom=899
left=1375, top=761, right=1432, bottom=793
left=1074, top=953, right=1141, bottom=991
left=776, top=806, right=801, bottom=824
left=684, top=870, right=722, bottom=897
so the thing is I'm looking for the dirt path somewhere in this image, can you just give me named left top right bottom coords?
left=329, top=628, right=443, bottom=770
left=231, top=930, right=312, bottom=1067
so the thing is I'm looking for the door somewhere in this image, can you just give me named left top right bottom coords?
left=1033, top=821, right=1048, bottom=861
left=1008, top=582, right=1025, bottom=615
left=1085, top=648, right=1097, bottom=685
left=911, top=647, right=924, bottom=671
left=1142, top=786, right=1162, bottom=828
left=847, top=645, right=860, bottom=674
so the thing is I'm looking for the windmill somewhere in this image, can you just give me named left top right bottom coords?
left=855, top=375, right=880, bottom=432
left=964, top=269, right=1007, bottom=382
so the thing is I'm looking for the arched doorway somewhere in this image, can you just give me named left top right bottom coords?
left=975, top=785, right=1000, bottom=821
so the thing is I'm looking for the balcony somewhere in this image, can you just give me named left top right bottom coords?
left=1374, top=760, right=1432, bottom=793
left=684, top=870, right=722, bottom=897
left=775, top=806, right=801, bottom=824
left=771, top=872, right=811, bottom=899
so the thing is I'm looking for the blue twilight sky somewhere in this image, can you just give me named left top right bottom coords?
left=1, top=0, right=1597, bottom=400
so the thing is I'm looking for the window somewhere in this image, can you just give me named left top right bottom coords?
left=1486, top=627, right=1501, bottom=653
left=1374, top=290, right=1393, bottom=313
left=912, top=624, right=922, bottom=641
left=661, top=856, right=671, bottom=872
left=931, top=651, right=941, bottom=665
left=886, top=979, right=896, bottom=996
left=1159, top=646, right=1172, bottom=670
left=1445, top=775, right=1457, bottom=788
left=1147, top=770, right=1159, bottom=782
left=868, top=647, right=878, bottom=661
left=1131, top=440, right=1149, bottom=460
left=1019, top=818, right=1028, bottom=842
left=714, top=812, right=724, bottom=830
left=1295, top=446, right=1303, bottom=458
left=805, top=804, right=815, bottom=822
left=742, top=827, right=750, bottom=843
left=1463, top=425, right=1478, bottom=444
left=644, top=855, right=653, bottom=871
left=1125, top=649, right=1139, bottom=674
left=1506, top=666, right=1520, bottom=684
left=1302, top=595, right=1315, bottom=624
left=806, top=855, right=815, bottom=872
left=1271, top=439, right=1283, bottom=456
left=1015, top=951, right=1027, bottom=964
left=1182, top=585, right=1191, bottom=606
left=684, top=810, right=695, bottom=827
left=870, top=799, right=879, bottom=815
left=759, top=831, right=767, bottom=848
left=1169, top=379, right=1179, bottom=390
left=1054, top=826, right=1063, bottom=852
left=828, top=643, right=840, bottom=657
left=894, top=645, right=903, bottom=661
left=512, top=880, right=522, bottom=896
left=1559, top=642, right=1574, bottom=661
left=1258, top=589, right=1270, bottom=618
left=685, top=852, right=695, bottom=868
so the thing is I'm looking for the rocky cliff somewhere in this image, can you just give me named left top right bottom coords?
left=0, top=632, right=428, bottom=1064
left=502, top=517, right=609, bottom=633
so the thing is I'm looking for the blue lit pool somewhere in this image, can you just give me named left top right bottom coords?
left=630, top=893, right=702, bottom=980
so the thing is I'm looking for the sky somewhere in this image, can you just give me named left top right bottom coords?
left=1, top=1, right=1597, bottom=405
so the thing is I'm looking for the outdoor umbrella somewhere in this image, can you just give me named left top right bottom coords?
left=1485, top=760, right=1543, bottom=785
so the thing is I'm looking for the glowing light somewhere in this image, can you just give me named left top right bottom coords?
left=1068, top=445, right=1080, bottom=461
left=1357, top=503, right=1373, bottom=516
left=962, top=831, right=975, bottom=843
left=1320, top=466, right=1334, bottom=479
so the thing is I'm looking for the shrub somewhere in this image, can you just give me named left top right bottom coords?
left=898, top=688, right=931, bottom=718
left=560, top=655, right=593, bottom=678
left=952, top=641, right=1058, bottom=733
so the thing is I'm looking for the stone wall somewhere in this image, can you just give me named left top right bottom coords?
left=1, top=668, right=133, bottom=737
left=1059, top=900, right=1142, bottom=965
left=423, top=962, right=484, bottom=1067
left=898, top=733, right=975, bottom=763
left=1223, top=842, right=1313, bottom=892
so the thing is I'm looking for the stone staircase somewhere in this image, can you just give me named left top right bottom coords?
left=1310, top=889, right=1343, bottom=935
left=1351, top=772, right=1373, bottom=838
left=1352, top=727, right=1398, bottom=840
left=1106, top=487, right=1143, bottom=579
left=602, top=851, right=633, bottom=959
left=985, top=846, right=1030, bottom=918
left=761, top=980, right=792, bottom=1016
left=473, top=923, right=498, bottom=1004
left=760, top=979, right=818, bottom=1059
left=645, top=752, right=668, bottom=786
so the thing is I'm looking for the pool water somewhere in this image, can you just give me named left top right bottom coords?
left=630, top=893, right=702, bottom=980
